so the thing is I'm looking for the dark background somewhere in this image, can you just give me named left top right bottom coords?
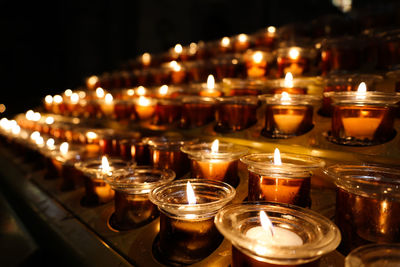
left=0, top=0, right=385, bottom=116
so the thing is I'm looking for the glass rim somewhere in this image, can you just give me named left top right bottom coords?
left=149, top=179, right=236, bottom=219
left=324, top=91, right=400, bottom=105
left=261, top=76, right=322, bottom=89
left=323, top=164, right=400, bottom=199
left=259, top=93, right=321, bottom=105
left=275, top=46, right=317, bottom=58
left=74, top=157, right=135, bottom=179
left=214, top=202, right=341, bottom=263
left=105, top=166, right=175, bottom=194
left=182, top=95, right=218, bottom=103
left=181, top=142, right=249, bottom=161
left=216, top=95, right=259, bottom=104
left=143, top=136, right=198, bottom=149
left=345, top=243, right=400, bottom=267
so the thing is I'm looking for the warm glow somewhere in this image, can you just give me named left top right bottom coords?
left=0, top=104, right=5, bottom=113
left=53, top=95, right=63, bottom=104
left=36, top=136, right=44, bottom=146
left=207, top=74, right=215, bottom=90
left=273, top=148, right=282, bottom=165
left=105, top=93, right=113, bottom=103
left=60, top=142, right=69, bottom=155
left=260, top=211, right=275, bottom=236
left=280, top=92, right=291, bottom=103
left=26, top=110, right=34, bottom=120
left=101, top=156, right=111, bottom=174
left=186, top=181, right=196, bottom=205
left=267, top=26, right=276, bottom=33
left=87, top=75, right=99, bottom=87
left=30, top=131, right=40, bottom=141
left=356, top=82, right=367, bottom=100
left=96, top=87, right=105, bottom=98
left=127, top=89, right=135, bottom=96
left=137, top=86, right=146, bottom=96
left=289, top=48, right=300, bottom=60
left=64, top=89, right=72, bottom=97
left=45, top=95, right=53, bottom=104
left=284, top=72, right=294, bottom=88
left=78, top=91, right=86, bottom=99
left=189, top=42, right=197, bottom=54
left=169, top=60, right=181, bottom=71
left=70, top=93, right=79, bottom=104
left=11, top=125, right=21, bottom=135
left=252, top=51, right=263, bottom=64
left=221, top=37, right=230, bottom=47
left=159, top=85, right=169, bottom=95
left=238, top=34, right=248, bottom=43
left=138, top=96, right=151, bottom=107
left=174, top=44, right=183, bottom=54
left=86, top=131, right=98, bottom=140
left=211, top=139, right=219, bottom=153
left=46, top=138, right=55, bottom=149
left=45, top=116, right=54, bottom=125
left=32, top=112, right=41, bottom=122
left=142, top=53, right=151, bottom=65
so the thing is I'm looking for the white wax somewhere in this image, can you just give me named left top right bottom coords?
left=246, top=226, right=303, bottom=246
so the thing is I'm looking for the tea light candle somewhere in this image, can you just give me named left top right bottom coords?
left=99, top=93, right=114, bottom=118
left=149, top=179, right=236, bottom=265
left=269, top=72, right=308, bottom=95
left=259, top=93, right=319, bottom=138
left=199, top=75, right=223, bottom=97
left=234, top=33, right=251, bottom=52
left=181, top=140, right=248, bottom=187
left=241, top=149, right=325, bottom=207
left=214, top=202, right=341, bottom=267
left=325, top=83, right=400, bottom=146
left=276, top=47, right=316, bottom=77
left=75, top=156, right=134, bottom=206
left=244, top=50, right=271, bottom=79
left=141, top=52, right=151, bottom=68
left=180, top=96, right=216, bottom=128
left=134, top=96, right=156, bottom=120
left=167, top=60, right=186, bottom=84
left=153, top=97, right=182, bottom=125
left=105, top=167, right=175, bottom=230
left=220, top=36, right=232, bottom=53
left=324, top=165, right=400, bottom=254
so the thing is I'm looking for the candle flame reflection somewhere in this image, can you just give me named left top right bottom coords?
left=260, top=210, right=275, bottom=237
left=280, top=92, right=291, bottom=103
left=273, top=148, right=282, bottom=165
left=186, top=181, right=196, bottom=205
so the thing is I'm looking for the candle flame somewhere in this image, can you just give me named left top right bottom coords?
left=280, top=92, right=291, bottom=103
left=252, top=51, right=263, bottom=64
left=159, top=85, right=169, bottom=95
left=53, top=95, right=63, bottom=104
left=356, top=82, right=367, bottom=100
left=174, top=44, right=183, bottom=54
left=86, top=131, right=98, bottom=140
left=78, top=91, right=86, bottom=99
left=96, top=87, right=105, bottom=98
left=207, top=74, right=215, bottom=90
left=267, top=26, right=276, bottom=33
left=284, top=72, right=294, bottom=88
left=32, top=112, right=41, bottom=122
left=137, top=86, right=146, bottom=96
left=238, top=34, right=248, bottom=43
left=221, top=37, right=230, bottom=47
left=101, top=156, right=111, bottom=174
left=142, top=52, right=151, bottom=65
left=127, top=89, right=135, bottom=96
left=26, top=110, right=34, bottom=120
left=186, top=181, right=196, bottom=205
left=30, top=131, right=40, bottom=141
left=11, top=125, right=20, bottom=135
left=105, top=93, right=113, bottom=103
left=189, top=42, right=197, bottom=54
left=45, top=116, right=54, bottom=125
left=87, top=75, right=99, bottom=87
left=169, top=61, right=181, bottom=71
left=260, top=211, right=275, bottom=237
left=211, top=139, right=219, bottom=153
left=46, top=138, right=55, bottom=149
left=36, top=136, right=44, bottom=146
left=138, top=96, right=151, bottom=106
left=70, top=93, right=79, bottom=104
left=45, top=95, right=53, bottom=104
left=64, top=89, right=72, bottom=97
left=273, top=148, right=282, bottom=165
left=289, top=48, right=300, bottom=60
left=60, top=142, right=69, bottom=155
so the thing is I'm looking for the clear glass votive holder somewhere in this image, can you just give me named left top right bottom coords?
left=241, top=153, right=325, bottom=207
left=214, top=202, right=341, bottom=267
left=345, top=243, right=400, bottom=267
left=149, top=179, right=236, bottom=265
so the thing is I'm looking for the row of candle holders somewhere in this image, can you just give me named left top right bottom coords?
left=1, top=121, right=399, bottom=266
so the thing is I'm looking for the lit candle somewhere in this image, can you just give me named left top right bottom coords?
left=100, top=93, right=114, bottom=117
left=149, top=179, right=236, bottom=265
left=244, top=50, right=269, bottom=79
left=135, top=96, right=156, bottom=120
left=277, top=46, right=315, bottom=77
left=96, top=87, right=105, bottom=98
left=199, top=74, right=222, bottom=97
left=273, top=93, right=305, bottom=134
left=86, top=75, right=99, bottom=90
left=234, top=33, right=250, bottom=52
left=141, top=52, right=151, bottom=67
left=220, top=36, right=231, bottom=53
left=168, top=60, right=186, bottom=84
left=44, top=95, right=53, bottom=111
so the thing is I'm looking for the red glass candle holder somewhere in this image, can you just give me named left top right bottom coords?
left=152, top=98, right=182, bottom=125
left=180, top=96, right=216, bottom=128
left=181, top=141, right=248, bottom=187
left=325, top=91, right=400, bottom=146
left=149, top=179, right=236, bottom=265
left=262, top=75, right=315, bottom=95
left=215, top=202, right=341, bottom=267
left=215, top=96, right=258, bottom=132
left=133, top=96, right=157, bottom=121
left=233, top=34, right=252, bottom=53
left=75, top=158, right=134, bottom=206
left=259, top=94, right=320, bottom=139
left=320, top=74, right=383, bottom=117
left=212, top=55, right=246, bottom=80
left=244, top=50, right=274, bottom=79
left=144, top=136, right=197, bottom=178
left=105, top=167, right=175, bottom=230
left=119, top=139, right=150, bottom=165
left=276, top=47, right=317, bottom=77
left=253, top=26, right=278, bottom=48
left=223, top=78, right=264, bottom=96
left=113, top=100, right=136, bottom=120
left=324, top=165, right=400, bottom=254
left=241, top=153, right=324, bottom=207
left=185, top=60, right=214, bottom=83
